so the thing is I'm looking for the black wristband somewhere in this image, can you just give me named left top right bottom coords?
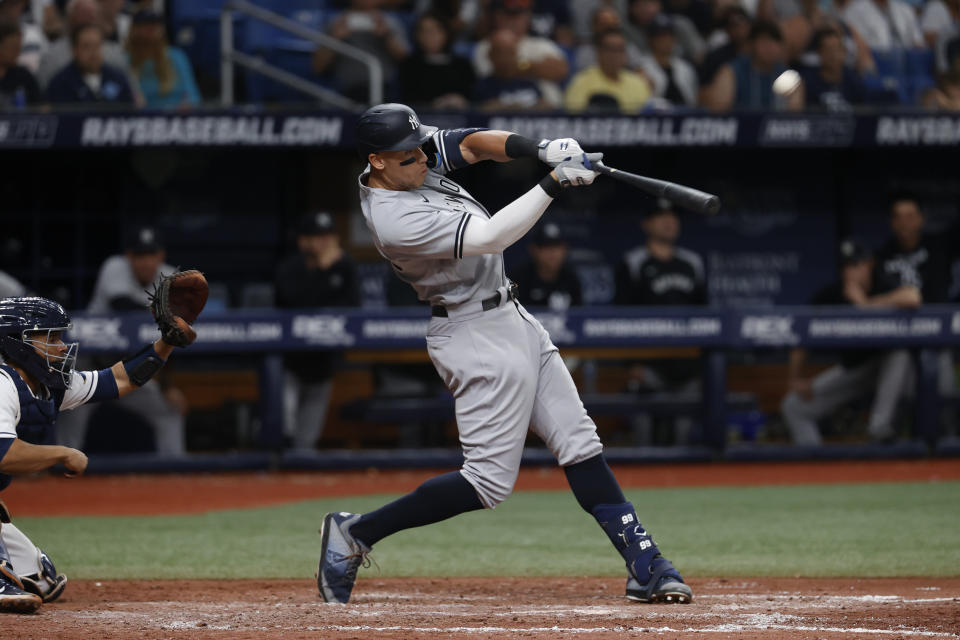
left=539, top=174, right=563, bottom=198
left=504, top=134, right=542, bottom=159
left=123, top=343, right=166, bottom=387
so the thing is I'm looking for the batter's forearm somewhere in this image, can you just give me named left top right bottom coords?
left=460, top=177, right=558, bottom=256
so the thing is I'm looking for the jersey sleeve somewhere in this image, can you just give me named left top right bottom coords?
left=376, top=207, right=472, bottom=261
left=425, top=128, right=487, bottom=176
left=60, top=368, right=119, bottom=411
left=0, top=370, right=20, bottom=441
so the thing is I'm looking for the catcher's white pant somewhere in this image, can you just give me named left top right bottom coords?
left=0, top=522, right=44, bottom=581
left=426, top=288, right=602, bottom=508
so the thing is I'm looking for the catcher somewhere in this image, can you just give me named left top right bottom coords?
left=0, top=270, right=207, bottom=613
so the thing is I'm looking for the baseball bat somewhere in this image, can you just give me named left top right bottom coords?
left=594, top=162, right=721, bottom=216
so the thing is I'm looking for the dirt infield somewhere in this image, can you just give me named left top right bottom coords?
left=6, top=458, right=960, bottom=516
left=5, top=577, right=959, bottom=639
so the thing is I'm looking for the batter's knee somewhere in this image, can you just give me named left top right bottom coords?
left=459, top=464, right=518, bottom=509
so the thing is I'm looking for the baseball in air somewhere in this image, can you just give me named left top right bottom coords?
left=773, top=69, right=801, bottom=96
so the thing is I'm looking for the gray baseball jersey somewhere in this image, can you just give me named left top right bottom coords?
left=358, top=128, right=602, bottom=508
left=359, top=129, right=507, bottom=307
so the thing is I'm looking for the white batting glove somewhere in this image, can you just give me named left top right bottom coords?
left=552, top=152, right=603, bottom=187
left=538, top=138, right=585, bottom=166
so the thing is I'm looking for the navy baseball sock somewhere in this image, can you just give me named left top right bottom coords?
left=348, top=471, right=483, bottom=547
left=563, top=453, right=626, bottom=513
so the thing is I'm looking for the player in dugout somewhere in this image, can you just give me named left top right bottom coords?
left=0, top=272, right=206, bottom=613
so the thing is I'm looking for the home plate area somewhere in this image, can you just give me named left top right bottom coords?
left=6, top=577, right=959, bottom=639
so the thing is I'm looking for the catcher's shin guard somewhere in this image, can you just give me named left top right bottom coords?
left=20, top=549, right=67, bottom=603
left=591, top=503, right=692, bottom=604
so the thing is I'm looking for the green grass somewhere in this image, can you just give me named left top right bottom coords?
left=15, top=482, right=960, bottom=580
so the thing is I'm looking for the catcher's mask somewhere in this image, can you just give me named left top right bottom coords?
left=0, top=297, right=78, bottom=390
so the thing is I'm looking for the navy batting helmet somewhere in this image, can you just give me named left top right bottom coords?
left=0, top=297, right=77, bottom=390
left=355, top=103, right=436, bottom=159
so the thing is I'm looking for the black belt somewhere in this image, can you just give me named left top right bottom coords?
left=431, top=284, right=517, bottom=318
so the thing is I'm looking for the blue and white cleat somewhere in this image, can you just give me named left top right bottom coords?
left=0, top=577, right=42, bottom=613
left=317, top=512, right=370, bottom=604
left=625, top=555, right=692, bottom=603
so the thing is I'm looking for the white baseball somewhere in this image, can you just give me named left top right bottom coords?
left=772, top=69, right=801, bottom=96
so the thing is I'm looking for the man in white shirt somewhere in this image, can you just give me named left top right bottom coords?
left=472, top=0, right=569, bottom=107
left=842, top=0, right=924, bottom=49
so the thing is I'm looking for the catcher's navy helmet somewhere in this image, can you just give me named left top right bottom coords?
left=355, top=103, right=436, bottom=159
left=0, top=297, right=77, bottom=389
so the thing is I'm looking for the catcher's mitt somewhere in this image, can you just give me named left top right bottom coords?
left=149, top=269, right=209, bottom=347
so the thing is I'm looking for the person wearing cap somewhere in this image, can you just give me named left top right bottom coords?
left=88, top=224, right=174, bottom=313
left=511, top=222, right=583, bottom=310
left=56, top=223, right=186, bottom=456
left=472, top=0, right=569, bottom=107
left=780, top=240, right=921, bottom=446
left=274, top=212, right=360, bottom=452
left=565, top=27, right=652, bottom=112
left=124, top=9, right=200, bottom=109
left=614, top=201, right=707, bottom=445
left=637, top=15, right=699, bottom=106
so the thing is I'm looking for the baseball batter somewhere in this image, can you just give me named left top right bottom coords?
left=318, top=103, right=692, bottom=605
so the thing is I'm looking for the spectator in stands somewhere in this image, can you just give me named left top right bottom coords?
left=36, top=0, right=135, bottom=91
left=923, top=36, right=960, bottom=108
left=564, top=28, right=652, bottom=112
left=623, top=0, right=706, bottom=64
left=399, top=12, right=474, bottom=109
left=472, top=0, right=568, bottom=108
left=311, top=0, right=410, bottom=103
left=614, top=200, right=707, bottom=445
left=57, top=224, right=187, bottom=456
left=512, top=222, right=583, bottom=310
left=704, top=20, right=805, bottom=110
left=801, top=27, right=867, bottom=109
left=574, top=6, right=646, bottom=72
left=754, top=0, right=814, bottom=61
left=473, top=28, right=550, bottom=109
left=571, top=0, right=628, bottom=43
left=95, top=0, right=127, bottom=44
left=841, top=0, right=924, bottom=50
left=46, top=22, right=133, bottom=104
left=124, top=10, right=200, bottom=109
left=274, top=212, right=360, bottom=452
left=637, top=15, right=699, bottom=106
left=698, top=5, right=751, bottom=91
left=0, top=22, right=41, bottom=108
left=781, top=241, right=919, bottom=445
left=0, top=0, right=47, bottom=73
left=922, top=0, right=959, bottom=71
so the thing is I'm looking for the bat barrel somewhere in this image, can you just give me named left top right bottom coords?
left=594, top=163, right=721, bottom=216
